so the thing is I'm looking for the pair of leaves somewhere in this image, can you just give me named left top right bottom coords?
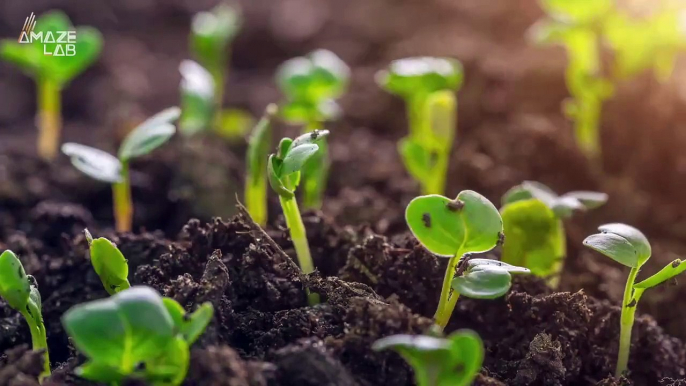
left=179, top=60, right=215, bottom=136
left=502, top=181, right=607, bottom=219
left=190, top=4, right=241, bottom=71
left=372, top=330, right=483, bottom=386
left=268, top=130, right=329, bottom=198
left=85, top=229, right=130, bottom=295
left=1, top=11, right=102, bottom=87
left=452, top=259, right=530, bottom=299
left=62, top=107, right=180, bottom=183
left=377, top=57, right=463, bottom=99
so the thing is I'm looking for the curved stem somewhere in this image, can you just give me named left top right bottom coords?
left=113, top=162, right=133, bottom=233
left=616, top=266, right=639, bottom=377
left=37, top=78, right=61, bottom=160
left=279, top=195, right=318, bottom=304
left=20, top=310, right=50, bottom=379
left=434, top=255, right=460, bottom=329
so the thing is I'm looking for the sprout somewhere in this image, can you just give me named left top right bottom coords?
left=0, top=250, right=50, bottom=379
left=275, top=49, right=350, bottom=209
left=376, top=57, right=462, bottom=195
left=373, top=330, right=483, bottom=386
left=62, top=286, right=213, bottom=385
left=62, top=107, right=180, bottom=232
left=179, top=60, right=215, bottom=136
left=0, top=11, right=102, bottom=160
left=405, top=191, right=530, bottom=329
left=500, top=181, right=607, bottom=287
left=268, top=130, right=329, bottom=304
left=245, top=104, right=278, bottom=226
left=84, top=229, right=130, bottom=295
left=583, top=223, right=686, bottom=377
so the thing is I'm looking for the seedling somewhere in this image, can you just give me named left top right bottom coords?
left=62, top=286, right=213, bottom=385
left=275, top=49, right=350, bottom=209
left=179, top=60, right=215, bottom=136
left=84, top=229, right=130, bottom=295
left=500, top=181, right=607, bottom=287
left=245, top=104, right=278, bottom=226
left=406, top=191, right=530, bottom=329
left=62, top=107, right=180, bottom=232
left=0, top=11, right=102, bottom=160
left=0, top=250, right=50, bottom=378
left=373, top=330, right=483, bottom=386
left=584, top=223, right=686, bottom=377
left=268, top=130, right=329, bottom=304
left=376, top=57, right=462, bottom=195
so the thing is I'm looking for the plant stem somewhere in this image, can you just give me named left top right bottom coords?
left=616, top=266, right=639, bottom=378
left=407, top=94, right=428, bottom=139
left=246, top=173, right=267, bottom=227
left=37, top=78, right=61, bottom=160
left=422, top=150, right=448, bottom=196
left=301, top=121, right=328, bottom=209
left=279, top=195, right=318, bottom=304
left=434, top=254, right=460, bottom=329
left=112, top=162, right=133, bottom=233
left=20, top=310, right=50, bottom=378
left=211, top=66, right=225, bottom=111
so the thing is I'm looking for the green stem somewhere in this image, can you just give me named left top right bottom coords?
left=407, top=94, right=428, bottom=139
left=112, top=162, right=133, bottom=233
left=279, top=195, right=318, bottom=304
left=37, top=78, right=61, bottom=161
left=434, top=255, right=460, bottom=329
left=20, top=310, right=50, bottom=379
left=245, top=173, right=267, bottom=227
left=422, top=151, right=448, bottom=196
left=211, top=66, right=225, bottom=111
left=616, top=266, right=639, bottom=378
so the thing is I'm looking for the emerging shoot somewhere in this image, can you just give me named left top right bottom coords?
left=245, top=104, right=278, bottom=226
left=406, top=191, right=529, bottom=329
left=0, top=250, right=50, bottom=379
left=62, top=107, right=180, bottom=232
left=84, top=229, right=131, bottom=295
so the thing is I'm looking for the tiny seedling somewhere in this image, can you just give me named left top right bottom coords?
left=1, top=11, right=102, bottom=160
left=500, top=181, right=607, bottom=286
left=0, top=250, right=50, bottom=378
left=372, top=330, right=483, bottom=386
left=376, top=57, right=462, bottom=195
left=84, top=229, right=130, bottom=295
left=583, top=223, right=686, bottom=377
left=275, top=49, right=350, bottom=209
left=268, top=130, right=329, bottom=304
left=62, top=107, right=180, bottom=232
left=406, top=191, right=530, bottom=329
left=62, top=286, right=213, bottom=385
left=179, top=60, right=215, bottom=136
left=245, top=104, right=278, bottom=226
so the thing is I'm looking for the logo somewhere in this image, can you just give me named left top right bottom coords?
left=18, top=12, right=77, bottom=56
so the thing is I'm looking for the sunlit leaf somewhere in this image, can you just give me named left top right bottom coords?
left=62, top=143, right=122, bottom=183
left=452, top=259, right=530, bottom=299
left=118, top=107, right=179, bottom=161
left=583, top=223, right=651, bottom=268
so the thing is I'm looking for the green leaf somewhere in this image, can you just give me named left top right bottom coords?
left=162, top=298, right=214, bottom=345
left=502, top=181, right=607, bottom=218
left=85, top=229, right=130, bottom=295
left=48, top=25, right=103, bottom=86
left=281, top=144, right=319, bottom=176
left=377, top=57, right=463, bottom=99
left=0, top=41, right=41, bottom=77
left=372, top=330, right=483, bottom=386
left=144, top=337, right=189, bottom=385
left=276, top=50, right=350, bottom=107
left=0, top=250, right=31, bottom=310
left=399, top=137, right=434, bottom=184
left=290, top=130, right=330, bottom=149
left=405, top=191, right=503, bottom=257
left=583, top=223, right=651, bottom=268
left=118, top=107, right=180, bottom=162
left=634, top=259, right=686, bottom=290
left=76, top=361, right=126, bottom=383
left=191, top=4, right=241, bottom=71
left=268, top=155, right=294, bottom=198
left=452, top=259, right=530, bottom=299
left=62, top=143, right=122, bottom=183
left=246, top=105, right=276, bottom=186
left=179, top=60, right=215, bottom=136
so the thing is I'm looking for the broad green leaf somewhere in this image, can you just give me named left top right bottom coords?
left=118, top=107, right=179, bottom=161
left=62, top=143, right=122, bottom=183
left=179, top=60, right=215, bottom=136
left=191, top=4, right=241, bottom=71
left=48, top=25, right=103, bottom=86
left=276, top=50, right=350, bottom=104
left=281, top=144, right=319, bottom=176
left=0, top=41, right=41, bottom=76
left=452, top=259, right=529, bottom=299
left=85, top=230, right=130, bottom=295
left=634, top=259, right=686, bottom=290
left=182, top=303, right=214, bottom=344
left=144, top=337, right=189, bottom=385
left=405, top=191, right=503, bottom=257
left=377, top=57, right=463, bottom=99
left=76, top=361, right=126, bottom=383
left=583, top=223, right=651, bottom=268
left=0, top=250, right=30, bottom=310
left=162, top=297, right=186, bottom=330
left=539, top=0, right=612, bottom=24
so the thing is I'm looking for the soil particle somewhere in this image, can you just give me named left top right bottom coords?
left=270, top=338, right=358, bottom=386
left=185, top=345, right=274, bottom=386
left=513, top=333, right=566, bottom=385
left=0, top=345, right=43, bottom=386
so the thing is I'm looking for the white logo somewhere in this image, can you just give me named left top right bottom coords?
left=18, top=12, right=77, bottom=57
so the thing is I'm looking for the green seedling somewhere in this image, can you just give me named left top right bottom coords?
left=179, top=60, right=215, bottom=136
left=584, top=223, right=686, bottom=377
left=245, top=104, right=278, bottom=226
left=62, top=286, right=213, bottom=385
left=268, top=130, right=329, bottom=304
left=406, top=191, right=530, bottom=329
left=275, top=49, right=350, bottom=209
left=0, top=250, right=50, bottom=379
left=376, top=57, right=462, bottom=195
left=84, top=229, right=130, bottom=295
left=62, top=107, right=180, bottom=232
left=373, top=330, right=483, bottom=386
left=500, top=181, right=607, bottom=287
left=1, top=11, right=102, bottom=160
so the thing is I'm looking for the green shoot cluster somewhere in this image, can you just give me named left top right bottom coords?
left=377, top=57, right=462, bottom=195
left=62, top=107, right=180, bottom=232
left=584, top=223, right=686, bottom=377
left=0, top=11, right=102, bottom=160
left=405, top=191, right=530, bottom=329
left=245, top=104, right=278, bottom=226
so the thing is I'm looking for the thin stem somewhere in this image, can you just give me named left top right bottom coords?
left=37, top=78, right=62, bottom=160
left=422, top=151, right=448, bottom=196
left=616, top=266, right=639, bottom=378
left=211, top=66, right=225, bottom=111
left=20, top=310, right=50, bottom=379
left=245, top=173, right=267, bottom=227
left=434, top=254, right=460, bottom=329
left=407, top=94, right=428, bottom=139
left=279, top=195, right=318, bottom=304
left=112, top=162, right=133, bottom=233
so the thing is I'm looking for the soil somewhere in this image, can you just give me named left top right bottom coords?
left=3, top=0, right=686, bottom=385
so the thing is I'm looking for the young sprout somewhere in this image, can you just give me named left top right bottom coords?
left=0, top=250, right=50, bottom=378
left=373, top=330, right=483, bottom=386
left=84, top=229, right=130, bottom=295
left=275, top=49, right=350, bottom=209
left=62, top=107, right=180, bottom=232
left=179, top=60, right=215, bottom=136
left=268, top=130, right=329, bottom=304
left=500, top=181, right=607, bottom=287
left=245, top=104, right=278, bottom=226
left=583, top=223, right=686, bottom=377
left=376, top=57, right=462, bottom=195
left=406, top=191, right=530, bottom=329
left=62, top=286, right=213, bottom=385
left=0, top=11, right=102, bottom=160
